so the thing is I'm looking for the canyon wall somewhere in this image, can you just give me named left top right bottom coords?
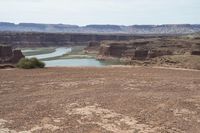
left=98, top=38, right=200, bottom=60
left=0, top=45, right=24, bottom=64
left=0, top=32, right=166, bottom=47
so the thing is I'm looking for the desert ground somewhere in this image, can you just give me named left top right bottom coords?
left=0, top=67, right=200, bottom=133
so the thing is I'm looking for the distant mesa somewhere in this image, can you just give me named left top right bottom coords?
left=0, top=22, right=200, bottom=34
left=85, top=25, right=122, bottom=30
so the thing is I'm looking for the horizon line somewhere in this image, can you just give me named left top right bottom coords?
left=0, top=22, right=200, bottom=27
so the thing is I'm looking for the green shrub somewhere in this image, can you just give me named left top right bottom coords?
left=17, top=58, right=45, bottom=69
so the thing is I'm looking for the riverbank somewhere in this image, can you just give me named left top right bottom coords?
left=21, top=46, right=200, bottom=69
left=22, top=46, right=122, bottom=67
left=0, top=67, right=200, bottom=132
left=22, top=46, right=94, bottom=60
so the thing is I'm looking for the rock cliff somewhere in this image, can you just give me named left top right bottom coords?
left=0, top=45, right=24, bottom=64
left=98, top=38, right=199, bottom=60
left=0, top=32, right=149, bottom=47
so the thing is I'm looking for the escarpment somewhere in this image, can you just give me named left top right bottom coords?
left=0, top=45, right=24, bottom=64
left=98, top=38, right=200, bottom=60
left=0, top=32, right=160, bottom=47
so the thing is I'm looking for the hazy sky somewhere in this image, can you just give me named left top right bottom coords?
left=0, top=0, right=200, bottom=25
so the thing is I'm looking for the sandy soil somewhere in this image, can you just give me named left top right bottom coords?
left=0, top=67, right=200, bottom=133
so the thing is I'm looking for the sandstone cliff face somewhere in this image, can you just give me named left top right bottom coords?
left=98, top=38, right=197, bottom=60
left=0, top=32, right=149, bottom=47
left=0, top=45, right=24, bottom=64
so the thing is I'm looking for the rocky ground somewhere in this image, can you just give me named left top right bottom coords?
left=0, top=67, right=200, bottom=133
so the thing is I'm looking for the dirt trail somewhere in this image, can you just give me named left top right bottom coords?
left=0, top=67, right=200, bottom=133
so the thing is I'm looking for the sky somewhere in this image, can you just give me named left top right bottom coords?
left=0, top=0, right=200, bottom=26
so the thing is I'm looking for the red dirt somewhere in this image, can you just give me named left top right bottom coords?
left=0, top=67, right=200, bottom=133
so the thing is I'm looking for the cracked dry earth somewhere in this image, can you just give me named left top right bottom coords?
left=0, top=67, right=200, bottom=133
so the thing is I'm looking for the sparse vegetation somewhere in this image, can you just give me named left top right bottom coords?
left=17, top=58, right=45, bottom=69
